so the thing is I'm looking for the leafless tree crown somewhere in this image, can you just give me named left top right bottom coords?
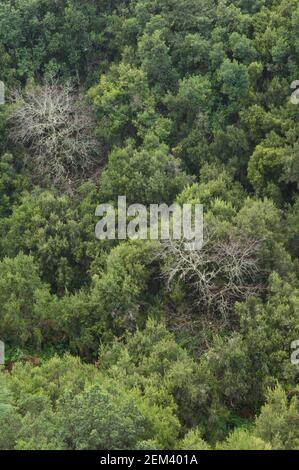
left=160, top=228, right=263, bottom=317
left=9, top=82, right=100, bottom=188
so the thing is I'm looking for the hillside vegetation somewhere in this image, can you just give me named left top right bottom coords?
left=0, top=0, right=298, bottom=450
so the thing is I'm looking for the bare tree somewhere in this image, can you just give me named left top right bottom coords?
left=9, top=82, right=100, bottom=189
left=160, top=227, right=263, bottom=318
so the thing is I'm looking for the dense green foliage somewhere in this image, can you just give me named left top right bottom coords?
left=0, top=0, right=298, bottom=450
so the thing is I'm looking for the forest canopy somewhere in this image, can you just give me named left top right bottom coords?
left=0, top=0, right=298, bottom=451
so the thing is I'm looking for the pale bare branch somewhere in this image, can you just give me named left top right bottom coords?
left=9, top=81, right=101, bottom=189
left=160, top=227, right=263, bottom=317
